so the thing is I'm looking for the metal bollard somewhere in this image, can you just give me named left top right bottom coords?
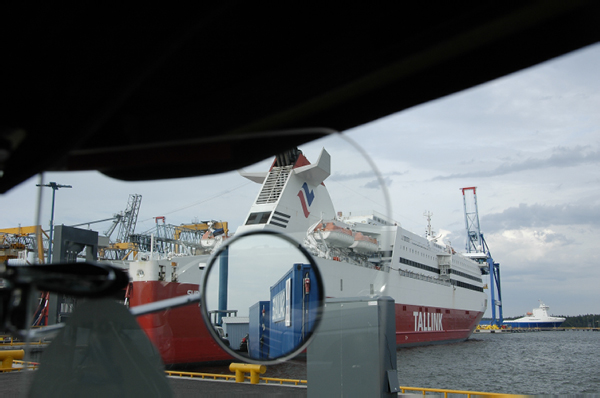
left=229, top=363, right=267, bottom=384
left=0, top=350, right=25, bottom=370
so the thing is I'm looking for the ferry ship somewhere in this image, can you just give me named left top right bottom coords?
left=503, top=301, right=565, bottom=328
left=127, top=147, right=488, bottom=366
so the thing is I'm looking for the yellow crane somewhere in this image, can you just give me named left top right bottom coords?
left=0, top=225, right=48, bottom=263
left=174, top=221, right=229, bottom=240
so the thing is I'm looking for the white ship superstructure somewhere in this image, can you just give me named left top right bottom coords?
left=235, top=147, right=487, bottom=346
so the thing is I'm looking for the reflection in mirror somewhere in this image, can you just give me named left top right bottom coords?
left=201, top=231, right=324, bottom=363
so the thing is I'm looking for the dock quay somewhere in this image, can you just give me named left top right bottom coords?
left=2, top=367, right=527, bottom=397
left=1, top=370, right=307, bottom=397
left=475, top=327, right=599, bottom=334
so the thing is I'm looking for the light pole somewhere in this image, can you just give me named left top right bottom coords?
left=36, top=182, right=72, bottom=263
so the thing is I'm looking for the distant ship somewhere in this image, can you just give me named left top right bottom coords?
left=504, top=301, right=565, bottom=328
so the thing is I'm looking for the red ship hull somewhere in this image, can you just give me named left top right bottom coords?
left=129, top=281, right=232, bottom=367
left=395, top=303, right=484, bottom=346
left=130, top=280, right=482, bottom=366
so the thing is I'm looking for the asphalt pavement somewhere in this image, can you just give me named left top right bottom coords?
left=2, top=371, right=307, bottom=397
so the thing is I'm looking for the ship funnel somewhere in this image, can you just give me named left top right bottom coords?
left=294, top=148, right=330, bottom=186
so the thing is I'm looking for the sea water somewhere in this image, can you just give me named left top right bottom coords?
left=397, top=331, right=600, bottom=396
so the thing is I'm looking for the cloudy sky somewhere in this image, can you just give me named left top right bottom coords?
left=2, top=43, right=599, bottom=318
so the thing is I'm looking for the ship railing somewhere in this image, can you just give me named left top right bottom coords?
left=397, top=268, right=451, bottom=287
left=165, top=371, right=521, bottom=396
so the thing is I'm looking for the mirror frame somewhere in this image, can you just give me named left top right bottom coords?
left=199, top=229, right=325, bottom=364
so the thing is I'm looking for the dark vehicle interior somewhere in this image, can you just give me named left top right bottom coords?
left=2, top=2, right=599, bottom=194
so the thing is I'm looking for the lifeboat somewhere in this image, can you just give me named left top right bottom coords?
left=313, top=222, right=355, bottom=248
left=349, top=232, right=378, bottom=254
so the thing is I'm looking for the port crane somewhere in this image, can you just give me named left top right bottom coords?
left=130, top=217, right=229, bottom=256
left=0, top=225, right=48, bottom=263
left=96, top=194, right=143, bottom=260
left=76, top=194, right=228, bottom=260
left=460, top=187, right=503, bottom=327
left=69, top=195, right=142, bottom=260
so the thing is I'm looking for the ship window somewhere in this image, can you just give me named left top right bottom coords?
left=245, top=211, right=272, bottom=225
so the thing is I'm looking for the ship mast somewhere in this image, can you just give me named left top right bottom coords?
left=423, top=211, right=433, bottom=238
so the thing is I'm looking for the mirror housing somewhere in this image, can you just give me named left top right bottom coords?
left=200, top=230, right=325, bottom=364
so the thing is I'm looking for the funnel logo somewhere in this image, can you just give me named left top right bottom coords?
left=297, top=182, right=314, bottom=218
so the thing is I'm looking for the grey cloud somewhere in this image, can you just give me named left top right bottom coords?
left=330, top=170, right=406, bottom=182
left=363, top=177, right=392, bottom=189
left=534, top=230, right=572, bottom=244
left=432, top=145, right=600, bottom=180
left=445, top=230, right=468, bottom=250
left=328, top=168, right=397, bottom=189
left=330, top=170, right=379, bottom=181
left=481, top=202, right=600, bottom=233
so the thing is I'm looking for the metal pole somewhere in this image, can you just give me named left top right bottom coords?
left=461, top=191, right=470, bottom=252
left=218, top=246, right=229, bottom=326
left=36, top=182, right=72, bottom=263
left=48, top=187, right=56, bottom=263
left=495, top=262, right=503, bottom=324
left=488, top=256, right=496, bottom=326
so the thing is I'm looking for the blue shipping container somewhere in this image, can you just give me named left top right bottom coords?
left=268, top=263, right=320, bottom=358
left=248, top=301, right=270, bottom=359
left=248, top=263, right=320, bottom=359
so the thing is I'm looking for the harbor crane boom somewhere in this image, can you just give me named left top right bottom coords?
left=99, top=194, right=143, bottom=260
left=115, top=194, right=142, bottom=244
left=460, top=187, right=503, bottom=327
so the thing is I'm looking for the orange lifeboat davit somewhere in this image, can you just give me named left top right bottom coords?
left=350, top=232, right=379, bottom=254
left=313, top=222, right=355, bottom=248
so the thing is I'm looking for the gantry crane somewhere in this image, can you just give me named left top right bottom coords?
left=460, top=187, right=503, bottom=327
left=99, top=194, right=142, bottom=260
left=130, top=217, right=229, bottom=255
left=0, top=225, right=48, bottom=263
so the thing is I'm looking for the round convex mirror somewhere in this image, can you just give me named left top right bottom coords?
left=200, top=231, right=324, bottom=363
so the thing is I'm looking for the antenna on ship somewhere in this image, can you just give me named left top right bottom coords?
left=460, top=187, right=503, bottom=328
left=423, top=211, right=434, bottom=238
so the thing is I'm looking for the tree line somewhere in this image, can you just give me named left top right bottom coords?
left=482, top=314, right=600, bottom=327
left=559, top=314, right=600, bottom=328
